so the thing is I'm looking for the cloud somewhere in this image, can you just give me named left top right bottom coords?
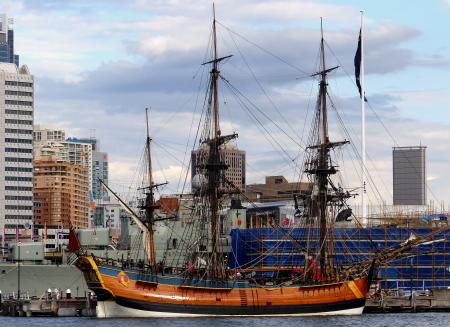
left=3, top=0, right=450, bottom=205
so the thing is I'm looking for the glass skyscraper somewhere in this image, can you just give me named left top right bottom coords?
left=0, top=14, right=19, bottom=66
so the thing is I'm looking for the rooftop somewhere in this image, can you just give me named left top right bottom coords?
left=0, top=63, right=30, bottom=75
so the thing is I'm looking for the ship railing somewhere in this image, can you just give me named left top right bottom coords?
left=67, top=252, right=78, bottom=266
left=179, top=276, right=235, bottom=289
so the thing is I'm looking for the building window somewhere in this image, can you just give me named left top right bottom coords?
left=5, top=195, right=32, bottom=201
left=5, top=167, right=33, bottom=172
left=5, top=205, right=33, bottom=210
left=5, top=215, right=33, bottom=220
left=5, top=81, right=33, bottom=87
left=5, top=100, right=33, bottom=106
left=5, top=147, right=33, bottom=153
left=5, top=129, right=32, bottom=134
left=5, top=157, right=32, bottom=163
left=5, top=176, right=33, bottom=182
left=5, top=90, right=33, bottom=96
left=5, top=109, right=32, bottom=116
left=5, top=119, right=33, bottom=125
left=5, top=186, right=32, bottom=191
left=5, top=138, right=33, bottom=144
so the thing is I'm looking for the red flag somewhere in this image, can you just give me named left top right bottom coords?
left=68, top=228, right=81, bottom=253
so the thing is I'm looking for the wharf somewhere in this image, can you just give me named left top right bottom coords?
left=0, top=294, right=96, bottom=317
left=365, top=288, right=450, bottom=313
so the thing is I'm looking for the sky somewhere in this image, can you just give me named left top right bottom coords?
left=1, top=0, right=450, bottom=206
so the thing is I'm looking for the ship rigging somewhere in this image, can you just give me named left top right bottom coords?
left=74, top=9, right=444, bottom=318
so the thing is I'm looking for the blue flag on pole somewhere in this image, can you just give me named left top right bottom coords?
left=354, top=29, right=367, bottom=102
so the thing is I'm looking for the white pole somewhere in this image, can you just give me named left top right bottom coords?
left=361, top=11, right=367, bottom=225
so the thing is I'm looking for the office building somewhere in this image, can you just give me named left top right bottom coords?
left=0, top=62, right=34, bottom=236
left=34, top=132, right=111, bottom=202
left=61, top=138, right=93, bottom=190
left=33, top=157, right=89, bottom=228
left=393, top=146, right=426, bottom=206
left=92, top=150, right=109, bottom=200
left=88, top=199, right=122, bottom=233
left=34, top=136, right=93, bottom=192
left=245, top=175, right=312, bottom=203
left=191, top=143, right=246, bottom=192
left=65, top=137, right=109, bottom=199
left=33, top=125, right=65, bottom=156
left=0, top=14, right=19, bottom=66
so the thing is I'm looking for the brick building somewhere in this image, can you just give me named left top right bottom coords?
left=33, top=157, right=89, bottom=228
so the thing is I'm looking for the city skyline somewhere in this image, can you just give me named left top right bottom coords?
left=1, top=1, right=450, bottom=205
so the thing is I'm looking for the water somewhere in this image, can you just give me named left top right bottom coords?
left=0, top=313, right=449, bottom=327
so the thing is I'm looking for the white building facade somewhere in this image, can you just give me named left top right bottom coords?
left=0, top=63, right=34, bottom=236
left=88, top=199, right=122, bottom=236
left=33, top=125, right=65, bottom=157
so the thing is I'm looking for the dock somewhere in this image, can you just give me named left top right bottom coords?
left=0, top=291, right=96, bottom=317
left=365, top=288, right=450, bottom=313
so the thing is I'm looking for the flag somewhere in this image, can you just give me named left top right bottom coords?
left=89, top=191, right=95, bottom=209
left=354, top=29, right=367, bottom=102
left=44, top=223, right=48, bottom=241
left=68, top=227, right=81, bottom=253
left=15, top=225, right=19, bottom=243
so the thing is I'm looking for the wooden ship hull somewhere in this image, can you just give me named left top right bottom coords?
left=77, top=256, right=371, bottom=317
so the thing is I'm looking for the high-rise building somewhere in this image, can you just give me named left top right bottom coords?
left=92, top=150, right=109, bottom=200
left=61, top=139, right=93, bottom=190
left=77, top=137, right=98, bottom=151
left=393, top=146, right=426, bottom=206
left=33, top=125, right=65, bottom=154
left=191, top=143, right=246, bottom=192
left=0, top=63, right=34, bottom=236
left=0, top=14, right=19, bottom=66
left=74, top=137, right=109, bottom=200
left=66, top=137, right=109, bottom=200
left=34, top=137, right=93, bottom=192
left=34, top=133, right=110, bottom=202
left=33, top=157, right=89, bottom=228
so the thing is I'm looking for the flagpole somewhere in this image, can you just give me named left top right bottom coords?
left=360, top=11, right=367, bottom=225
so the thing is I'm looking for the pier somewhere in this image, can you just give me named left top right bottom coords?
left=365, top=288, right=450, bottom=313
left=0, top=290, right=96, bottom=317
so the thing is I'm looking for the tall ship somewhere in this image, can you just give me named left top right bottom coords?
left=74, top=12, right=437, bottom=317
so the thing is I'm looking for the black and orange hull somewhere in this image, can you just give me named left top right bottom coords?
left=77, top=256, right=371, bottom=317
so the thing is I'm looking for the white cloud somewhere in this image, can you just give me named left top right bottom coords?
left=3, top=0, right=450, bottom=206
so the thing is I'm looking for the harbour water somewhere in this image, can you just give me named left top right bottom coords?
left=0, top=313, right=449, bottom=327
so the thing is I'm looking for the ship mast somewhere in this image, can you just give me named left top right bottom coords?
left=208, top=4, right=223, bottom=278
left=144, top=108, right=157, bottom=271
left=306, top=19, right=347, bottom=277
left=318, top=20, right=329, bottom=276
left=210, top=4, right=220, bottom=277
left=201, top=4, right=236, bottom=278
